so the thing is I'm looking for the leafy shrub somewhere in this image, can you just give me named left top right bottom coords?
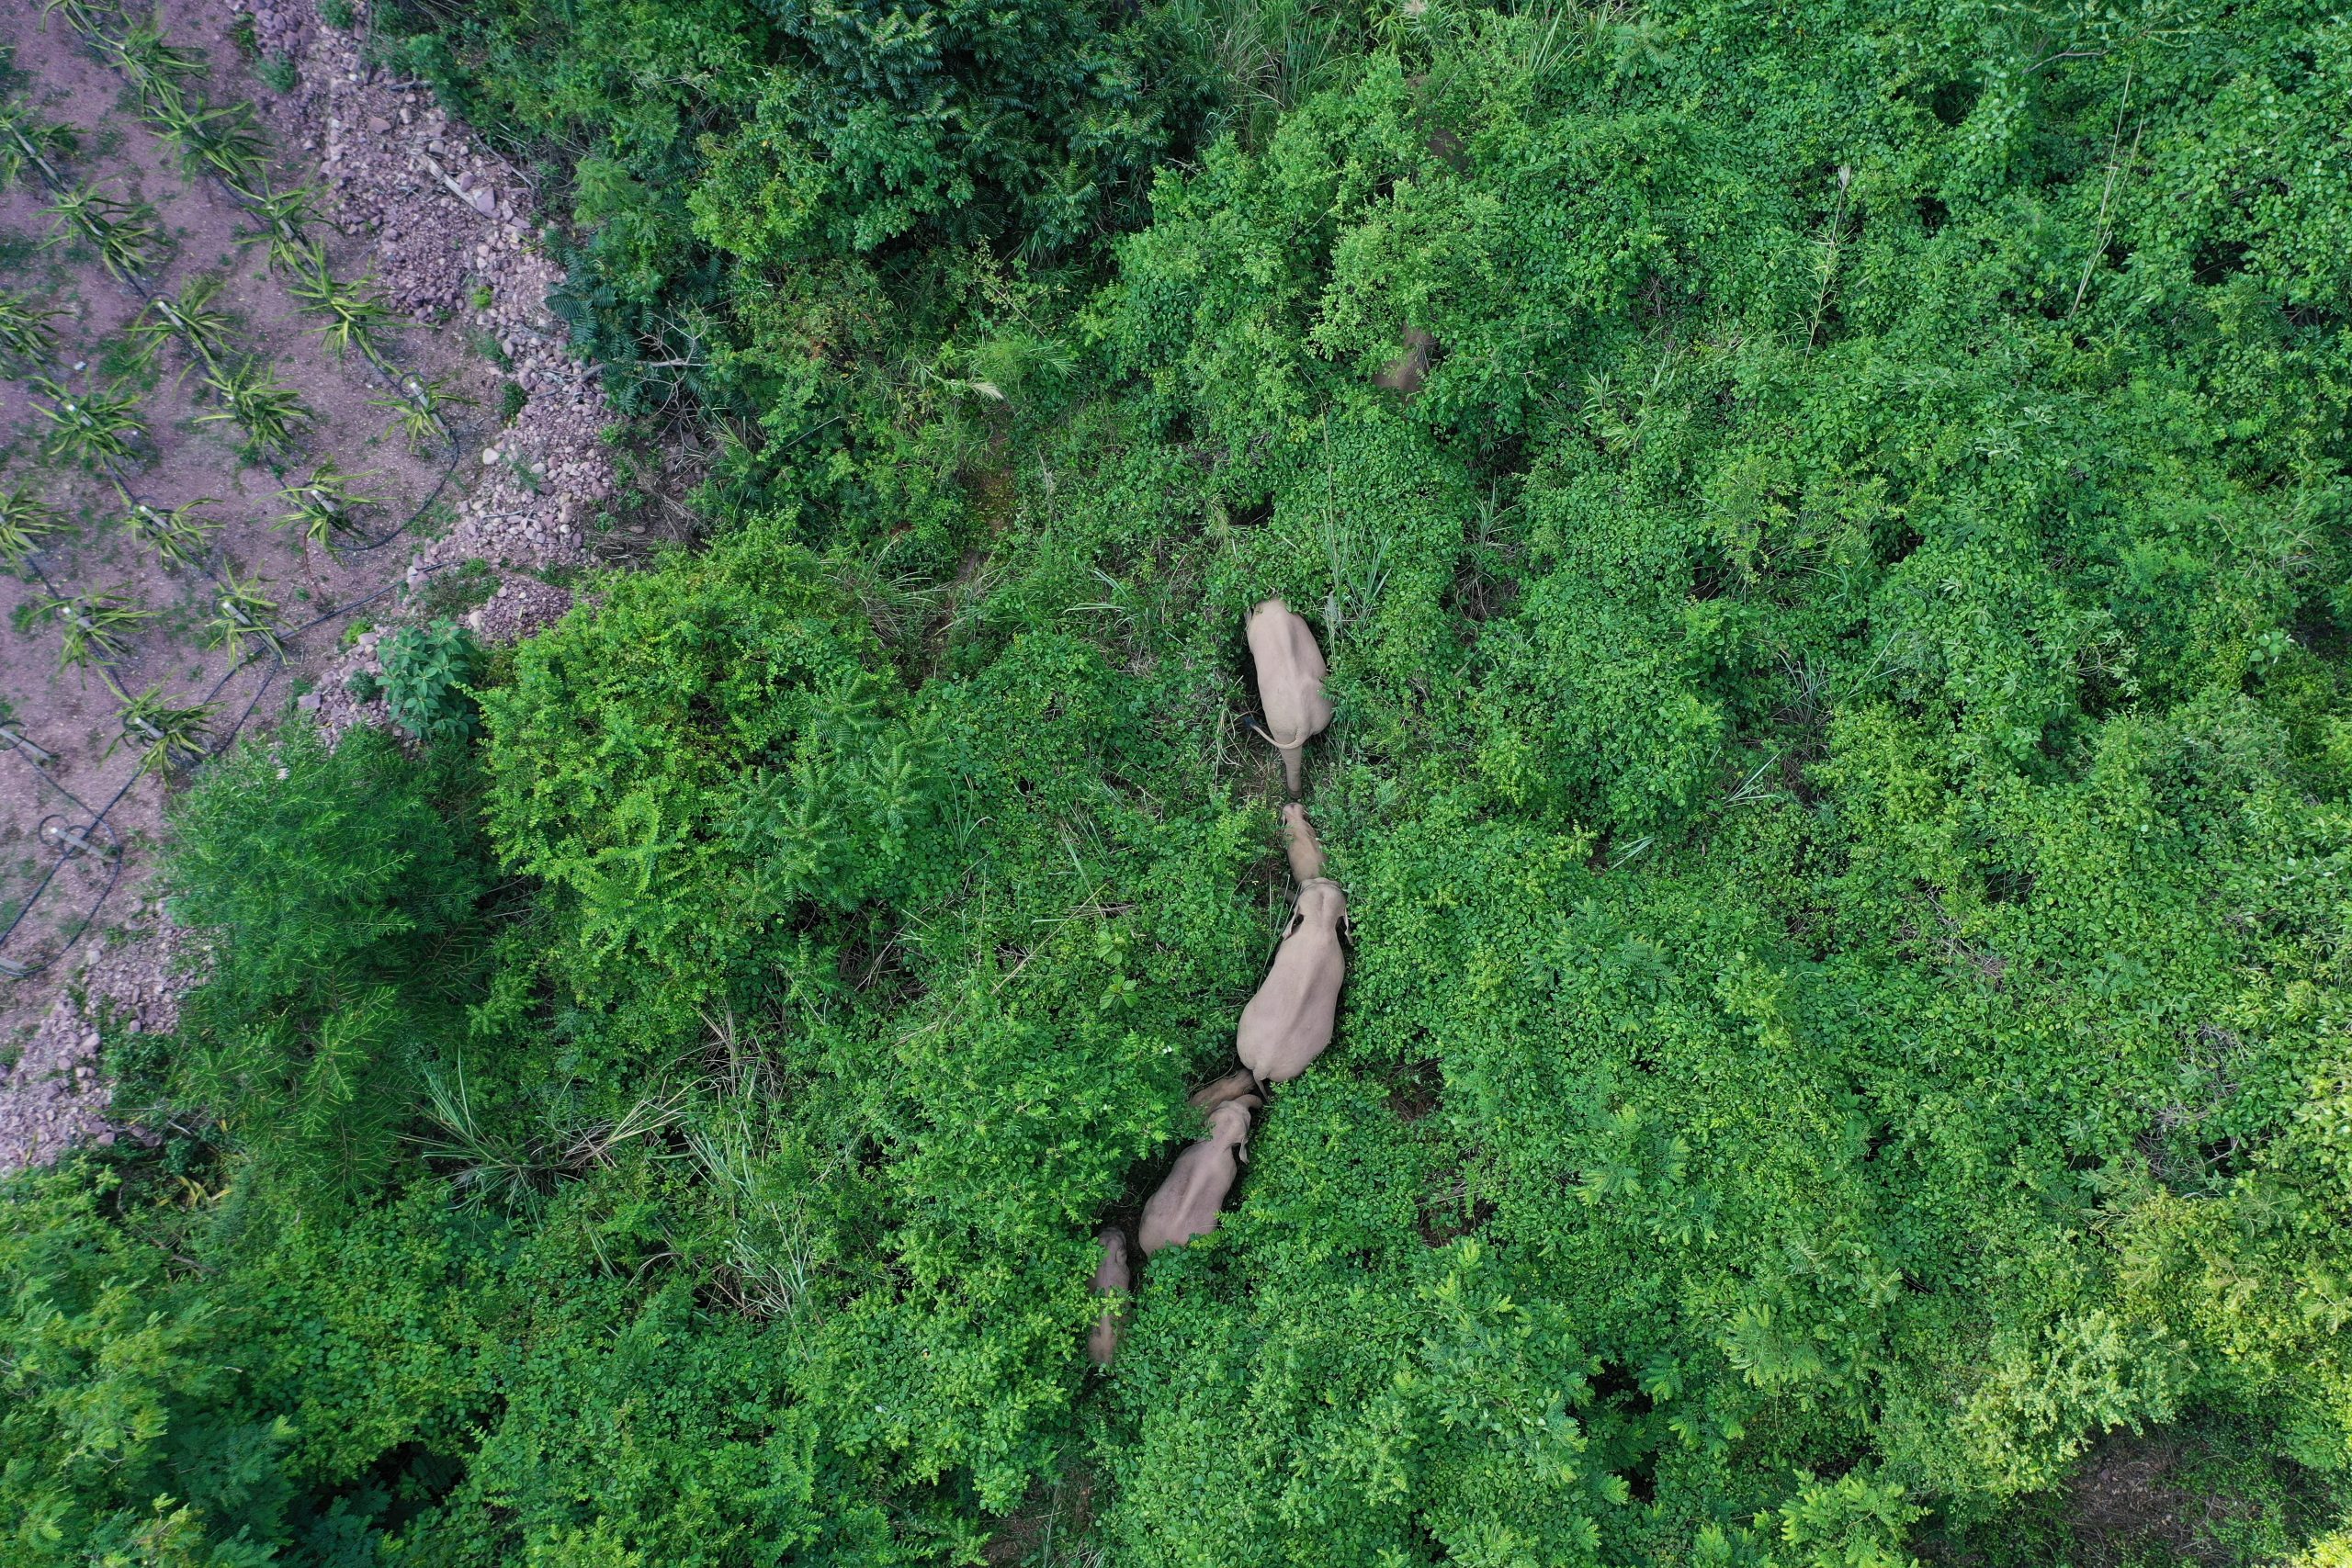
left=164, top=722, right=493, bottom=1198
left=380, top=618, right=482, bottom=745
left=0, top=1166, right=297, bottom=1568
left=481, top=525, right=942, bottom=1027
left=689, top=0, right=1196, bottom=261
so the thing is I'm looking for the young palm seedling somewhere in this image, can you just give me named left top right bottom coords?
left=45, top=183, right=167, bottom=284
left=119, top=496, right=220, bottom=571
left=240, top=185, right=333, bottom=275
left=37, top=588, right=154, bottom=677
left=275, top=461, right=382, bottom=550
left=154, top=96, right=271, bottom=197
left=371, top=372, right=465, bottom=454
left=32, top=377, right=146, bottom=465
left=198, top=358, right=312, bottom=460
left=110, top=684, right=216, bottom=778
left=0, top=488, right=62, bottom=571
left=130, top=276, right=234, bottom=377
left=0, top=100, right=77, bottom=191
left=104, top=13, right=209, bottom=117
left=0, top=288, right=63, bottom=367
left=208, top=573, right=283, bottom=662
left=289, top=265, right=397, bottom=365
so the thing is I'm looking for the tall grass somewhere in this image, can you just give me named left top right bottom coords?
left=1158, top=0, right=1370, bottom=151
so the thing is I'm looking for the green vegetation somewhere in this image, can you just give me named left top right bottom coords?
left=43, top=180, right=166, bottom=283
left=31, top=375, right=146, bottom=465
left=8, top=0, right=2352, bottom=1562
left=36, top=586, right=152, bottom=676
left=0, top=485, right=61, bottom=570
left=206, top=573, right=285, bottom=661
left=0, top=287, right=62, bottom=367
left=110, top=684, right=217, bottom=777
left=275, top=462, right=384, bottom=550
left=379, top=618, right=480, bottom=744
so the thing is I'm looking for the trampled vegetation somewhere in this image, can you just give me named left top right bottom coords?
left=6, top=0, right=2352, bottom=1562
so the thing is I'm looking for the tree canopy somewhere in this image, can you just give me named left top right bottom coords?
left=8, top=0, right=2352, bottom=1561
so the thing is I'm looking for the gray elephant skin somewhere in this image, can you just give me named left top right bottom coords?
left=1236, top=877, right=1346, bottom=1084
left=1138, top=1095, right=1259, bottom=1255
left=1247, top=599, right=1333, bottom=795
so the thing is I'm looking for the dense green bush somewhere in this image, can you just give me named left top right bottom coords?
left=379, top=619, right=482, bottom=746
left=163, top=724, right=495, bottom=1199
left=0, top=1166, right=295, bottom=1568
left=480, top=524, right=944, bottom=1037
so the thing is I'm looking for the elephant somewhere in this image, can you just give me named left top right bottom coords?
left=1236, top=877, right=1346, bottom=1084
left=1282, top=801, right=1325, bottom=884
left=1247, top=599, right=1333, bottom=795
left=1138, top=1095, right=1259, bottom=1255
left=1374, top=326, right=1437, bottom=395
left=1087, top=1226, right=1130, bottom=1366
left=1188, top=1066, right=1261, bottom=1111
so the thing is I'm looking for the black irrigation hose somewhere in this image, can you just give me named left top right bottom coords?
left=334, top=436, right=463, bottom=554
left=0, top=825, right=124, bottom=980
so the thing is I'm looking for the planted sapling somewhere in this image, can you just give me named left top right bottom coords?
left=119, top=496, right=220, bottom=571
left=275, top=462, right=383, bottom=549
left=105, top=14, right=209, bottom=113
left=32, top=377, right=146, bottom=464
left=289, top=266, right=398, bottom=365
left=0, top=488, right=62, bottom=570
left=0, top=101, right=76, bottom=191
left=372, top=371, right=466, bottom=453
left=153, top=96, right=270, bottom=197
left=208, top=573, right=284, bottom=662
left=198, top=358, right=312, bottom=459
left=240, top=185, right=332, bottom=275
left=0, top=288, right=62, bottom=367
left=130, top=276, right=235, bottom=376
left=45, top=183, right=167, bottom=283
left=37, top=588, right=154, bottom=676
left=110, top=685, right=215, bottom=777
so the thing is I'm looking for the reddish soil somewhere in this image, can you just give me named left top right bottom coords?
left=0, top=0, right=629, bottom=1170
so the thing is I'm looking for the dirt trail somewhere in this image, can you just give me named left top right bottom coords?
left=0, top=0, right=627, bottom=1173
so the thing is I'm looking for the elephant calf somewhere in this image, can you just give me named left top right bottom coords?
left=1237, top=878, right=1347, bottom=1084
left=1247, top=599, right=1333, bottom=795
left=1139, top=1095, right=1259, bottom=1254
left=1087, top=1226, right=1130, bottom=1367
